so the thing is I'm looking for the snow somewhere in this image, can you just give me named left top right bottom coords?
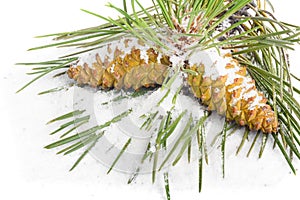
left=2, top=1, right=300, bottom=200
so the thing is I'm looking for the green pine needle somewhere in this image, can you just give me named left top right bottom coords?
left=246, top=131, right=260, bottom=157
left=47, top=110, right=85, bottom=124
left=49, top=116, right=90, bottom=135
left=196, top=116, right=205, bottom=192
left=272, top=134, right=296, bottom=174
left=69, top=133, right=103, bottom=171
left=158, top=114, right=193, bottom=171
left=259, top=133, right=269, bottom=158
left=221, top=121, right=228, bottom=179
left=45, top=109, right=132, bottom=149
left=16, top=57, right=78, bottom=93
left=107, top=138, right=132, bottom=174
left=163, top=172, right=171, bottom=200
left=236, top=128, right=250, bottom=156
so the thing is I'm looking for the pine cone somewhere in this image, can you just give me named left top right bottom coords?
left=67, top=45, right=170, bottom=90
left=187, top=53, right=278, bottom=133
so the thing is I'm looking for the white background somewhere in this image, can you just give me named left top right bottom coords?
left=1, top=0, right=300, bottom=200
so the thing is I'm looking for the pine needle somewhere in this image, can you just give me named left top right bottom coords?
left=16, top=57, right=78, bottom=93
left=163, top=172, right=171, bottom=200
left=236, top=128, right=250, bottom=156
left=246, top=131, right=260, bottom=157
left=158, top=114, right=193, bottom=170
left=69, top=132, right=103, bottom=171
left=38, top=86, right=66, bottom=95
left=221, top=121, right=228, bottom=178
left=47, top=110, right=85, bottom=124
left=196, top=119, right=204, bottom=192
left=259, top=133, right=269, bottom=158
left=107, top=138, right=132, bottom=174
left=60, top=121, right=89, bottom=138
left=272, top=134, right=296, bottom=174
left=45, top=109, right=132, bottom=149
left=172, top=114, right=209, bottom=166
left=49, top=116, right=90, bottom=135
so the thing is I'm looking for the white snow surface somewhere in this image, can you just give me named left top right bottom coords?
left=2, top=1, right=300, bottom=200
